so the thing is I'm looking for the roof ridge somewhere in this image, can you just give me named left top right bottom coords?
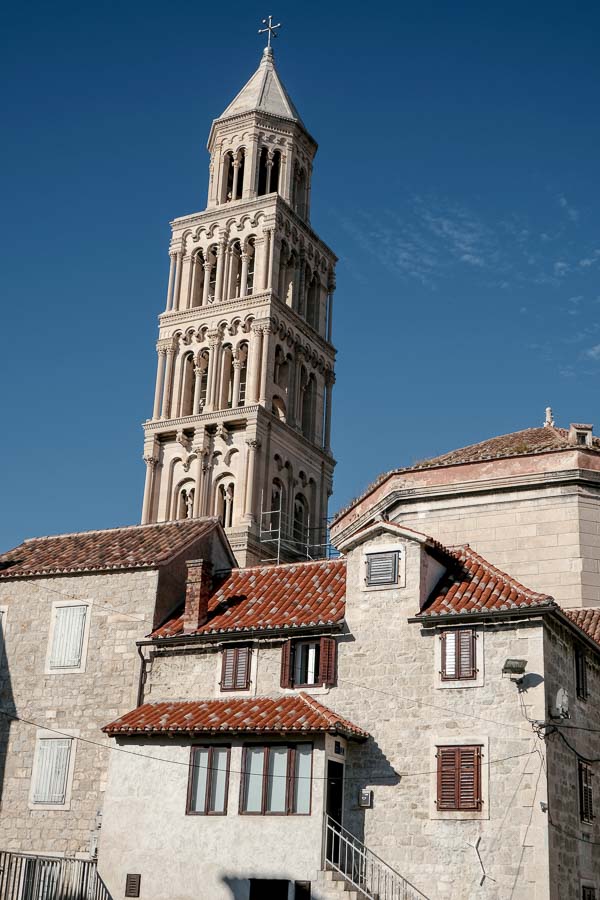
left=227, top=556, right=346, bottom=574
left=18, top=517, right=219, bottom=546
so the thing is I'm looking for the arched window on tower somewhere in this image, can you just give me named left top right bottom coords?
left=177, top=483, right=195, bottom=520
left=228, top=240, right=242, bottom=300
left=234, top=149, right=245, bottom=200
left=216, top=479, right=235, bottom=528
left=306, top=272, right=320, bottom=330
left=293, top=494, right=309, bottom=548
left=207, top=245, right=218, bottom=302
left=197, top=349, right=209, bottom=411
left=269, top=150, right=281, bottom=193
left=271, top=478, right=286, bottom=535
left=273, top=345, right=289, bottom=391
left=221, top=151, right=234, bottom=204
left=246, top=238, right=256, bottom=295
left=220, top=344, right=234, bottom=409
left=237, top=342, right=248, bottom=406
left=179, top=353, right=195, bottom=417
left=190, top=249, right=205, bottom=308
left=296, top=168, right=308, bottom=219
left=257, top=147, right=269, bottom=196
left=301, top=373, right=316, bottom=441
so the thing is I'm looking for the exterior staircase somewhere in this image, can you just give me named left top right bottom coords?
left=317, top=815, right=430, bottom=900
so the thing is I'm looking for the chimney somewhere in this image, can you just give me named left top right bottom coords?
left=183, top=559, right=213, bottom=633
left=568, top=423, right=593, bottom=448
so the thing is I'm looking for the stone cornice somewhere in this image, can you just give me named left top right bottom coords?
left=143, top=405, right=262, bottom=434
left=171, top=197, right=278, bottom=230
left=159, top=292, right=271, bottom=327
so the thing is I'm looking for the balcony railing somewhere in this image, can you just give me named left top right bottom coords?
left=0, top=852, right=111, bottom=900
left=323, top=816, right=429, bottom=900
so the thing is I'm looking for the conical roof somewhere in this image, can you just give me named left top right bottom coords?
left=219, top=47, right=304, bottom=125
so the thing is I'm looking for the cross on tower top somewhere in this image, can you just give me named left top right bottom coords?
left=258, top=15, right=281, bottom=49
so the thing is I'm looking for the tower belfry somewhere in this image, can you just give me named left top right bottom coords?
left=141, top=38, right=337, bottom=566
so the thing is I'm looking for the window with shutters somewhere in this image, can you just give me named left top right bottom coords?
left=46, top=602, right=90, bottom=674
left=187, top=745, right=230, bottom=815
left=240, top=743, right=312, bottom=815
left=575, top=645, right=588, bottom=701
left=220, top=646, right=251, bottom=691
left=579, top=761, right=594, bottom=824
left=280, top=637, right=336, bottom=689
left=441, top=630, right=477, bottom=681
left=30, top=735, right=74, bottom=808
left=365, top=551, right=400, bottom=587
left=436, top=745, right=482, bottom=811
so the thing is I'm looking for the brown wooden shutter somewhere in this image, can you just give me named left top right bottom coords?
left=579, top=761, right=594, bottom=823
left=458, top=630, right=476, bottom=680
left=221, top=648, right=236, bottom=690
left=437, top=747, right=458, bottom=809
left=235, top=647, right=251, bottom=689
left=280, top=640, right=293, bottom=688
left=319, top=637, right=337, bottom=686
left=457, top=746, right=481, bottom=809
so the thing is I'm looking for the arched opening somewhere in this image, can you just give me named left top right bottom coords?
left=236, top=341, right=248, bottom=406
left=257, top=147, right=269, bottom=196
left=246, top=238, right=256, bottom=295
left=207, top=245, right=218, bottom=302
left=273, top=345, right=289, bottom=392
left=180, top=353, right=195, bottom=417
left=177, top=483, right=195, bottom=520
left=272, top=395, right=286, bottom=421
left=196, top=349, right=209, bottom=412
left=221, top=151, right=234, bottom=204
left=228, top=240, right=242, bottom=300
left=220, top=344, right=234, bottom=409
left=306, top=272, right=320, bottom=329
left=271, top=478, right=286, bottom=535
left=190, top=249, right=205, bottom=308
left=216, top=479, right=235, bottom=528
left=270, top=150, right=281, bottom=193
left=296, top=167, right=308, bottom=219
left=285, top=252, right=297, bottom=308
left=301, top=372, right=316, bottom=441
left=293, top=493, right=309, bottom=547
left=235, top=149, right=245, bottom=200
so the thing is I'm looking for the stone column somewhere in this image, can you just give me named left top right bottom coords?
left=152, top=347, right=167, bottom=420
left=214, top=239, right=227, bottom=303
left=173, top=251, right=183, bottom=310
left=193, top=364, right=204, bottom=414
left=266, top=153, right=274, bottom=193
left=232, top=353, right=242, bottom=407
left=161, top=347, right=176, bottom=418
left=240, top=253, right=249, bottom=298
left=326, top=283, right=335, bottom=342
left=259, top=325, right=273, bottom=405
left=141, top=456, right=158, bottom=524
left=267, top=228, right=276, bottom=290
left=165, top=253, right=176, bottom=311
left=202, top=262, right=212, bottom=306
left=262, top=228, right=273, bottom=291
left=231, top=159, right=240, bottom=201
left=253, top=235, right=266, bottom=295
left=243, top=136, right=259, bottom=199
left=324, top=372, right=335, bottom=451
left=188, top=256, right=199, bottom=309
left=247, top=325, right=263, bottom=404
left=192, top=443, right=207, bottom=517
left=244, top=437, right=261, bottom=519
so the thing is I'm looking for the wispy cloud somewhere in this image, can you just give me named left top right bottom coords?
left=557, top=194, right=579, bottom=223
left=584, top=344, right=600, bottom=360
left=579, top=249, right=600, bottom=268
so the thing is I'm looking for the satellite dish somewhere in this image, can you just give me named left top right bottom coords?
left=552, top=687, right=570, bottom=719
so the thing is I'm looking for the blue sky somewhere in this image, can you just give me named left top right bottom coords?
left=2, top=1, right=600, bottom=549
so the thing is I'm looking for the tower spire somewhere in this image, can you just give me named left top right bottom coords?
left=258, top=15, right=281, bottom=49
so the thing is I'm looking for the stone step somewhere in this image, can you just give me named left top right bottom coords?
left=316, top=868, right=362, bottom=899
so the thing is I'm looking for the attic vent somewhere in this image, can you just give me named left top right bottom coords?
left=568, top=423, right=593, bottom=448
left=366, top=551, right=399, bottom=586
left=125, top=874, right=141, bottom=898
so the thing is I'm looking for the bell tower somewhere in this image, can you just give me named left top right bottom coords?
left=141, top=39, right=337, bottom=566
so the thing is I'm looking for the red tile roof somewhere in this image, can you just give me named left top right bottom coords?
left=418, top=545, right=555, bottom=618
left=151, top=557, right=346, bottom=638
left=102, top=694, right=368, bottom=740
left=0, top=519, right=221, bottom=579
left=564, top=608, right=600, bottom=647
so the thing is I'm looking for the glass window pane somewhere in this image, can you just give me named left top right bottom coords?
left=208, top=748, right=229, bottom=813
left=243, top=747, right=265, bottom=812
left=292, top=744, right=312, bottom=814
left=189, top=749, right=209, bottom=812
left=444, top=632, right=457, bottom=678
left=266, top=746, right=288, bottom=813
left=307, top=644, right=319, bottom=685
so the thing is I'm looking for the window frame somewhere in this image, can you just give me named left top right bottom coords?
left=29, top=730, right=77, bottom=811
left=220, top=646, right=252, bottom=692
left=186, top=744, right=231, bottom=816
left=579, top=760, right=594, bottom=825
left=239, top=743, right=313, bottom=817
left=582, top=886, right=597, bottom=900
left=45, top=600, right=92, bottom=675
left=280, top=637, right=336, bottom=689
left=440, top=629, right=477, bottom=681
left=575, top=644, right=588, bottom=701
left=292, top=640, right=321, bottom=688
left=365, top=550, right=399, bottom=587
left=436, top=744, right=483, bottom=811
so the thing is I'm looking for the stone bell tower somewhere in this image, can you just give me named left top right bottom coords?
left=141, top=40, right=337, bottom=566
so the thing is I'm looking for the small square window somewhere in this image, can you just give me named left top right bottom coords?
left=441, top=630, right=477, bottom=680
left=436, top=745, right=482, bottom=810
left=365, top=551, right=399, bottom=586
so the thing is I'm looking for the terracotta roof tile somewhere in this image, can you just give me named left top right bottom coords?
left=418, top=545, right=555, bottom=618
left=564, top=608, right=600, bottom=647
left=0, top=519, right=221, bottom=579
left=102, top=694, right=368, bottom=740
left=152, top=557, right=346, bottom=638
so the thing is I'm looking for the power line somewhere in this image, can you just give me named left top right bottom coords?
left=0, top=707, right=536, bottom=784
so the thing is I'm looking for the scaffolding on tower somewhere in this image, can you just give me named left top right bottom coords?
left=258, top=491, right=339, bottom=565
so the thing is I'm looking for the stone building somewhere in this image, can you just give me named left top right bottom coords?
left=0, top=518, right=235, bottom=856
left=141, top=44, right=337, bottom=567
left=96, top=518, right=600, bottom=900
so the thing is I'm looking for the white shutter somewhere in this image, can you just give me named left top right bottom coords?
left=443, top=631, right=457, bottom=678
left=366, top=552, right=398, bottom=586
left=50, top=605, right=87, bottom=668
left=33, top=739, right=71, bottom=803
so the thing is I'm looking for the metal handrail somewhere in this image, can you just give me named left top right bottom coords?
left=0, top=851, right=111, bottom=900
left=323, top=815, right=429, bottom=900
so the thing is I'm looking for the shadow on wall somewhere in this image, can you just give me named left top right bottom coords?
left=342, top=737, right=402, bottom=844
left=0, top=611, right=16, bottom=807
left=222, top=875, right=329, bottom=900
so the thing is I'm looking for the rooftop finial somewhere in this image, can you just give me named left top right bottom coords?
left=544, top=407, right=555, bottom=427
left=258, top=14, right=281, bottom=50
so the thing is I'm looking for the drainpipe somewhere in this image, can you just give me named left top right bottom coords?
left=137, top=644, right=148, bottom=707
